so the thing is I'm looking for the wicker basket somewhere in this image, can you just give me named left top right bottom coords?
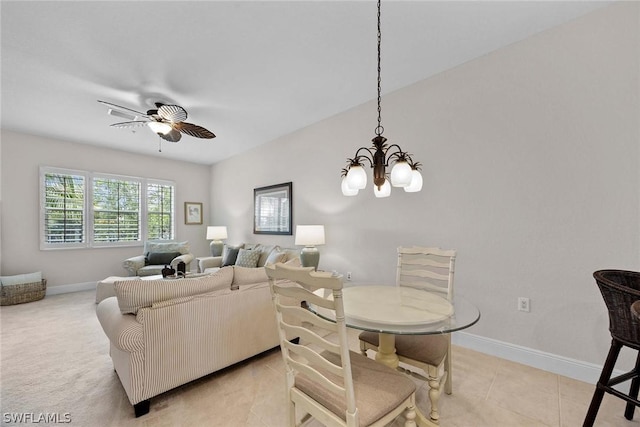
left=0, top=279, right=47, bottom=306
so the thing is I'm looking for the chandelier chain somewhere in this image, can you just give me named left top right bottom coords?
left=375, top=0, right=384, bottom=137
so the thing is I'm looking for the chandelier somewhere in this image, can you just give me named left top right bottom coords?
left=341, top=0, right=423, bottom=198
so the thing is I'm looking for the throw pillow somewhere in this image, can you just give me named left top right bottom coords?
left=256, top=245, right=277, bottom=267
left=235, top=249, right=261, bottom=268
left=146, top=251, right=180, bottom=265
left=115, top=266, right=234, bottom=314
left=222, top=246, right=241, bottom=266
left=284, top=257, right=302, bottom=267
left=264, top=250, right=286, bottom=266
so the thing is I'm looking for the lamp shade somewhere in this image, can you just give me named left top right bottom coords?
left=295, top=225, right=325, bottom=246
left=404, top=169, right=423, bottom=192
left=206, top=226, right=228, bottom=240
left=346, top=165, right=367, bottom=190
left=390, top=160, right=413, bottom=187
left=341, top=176, right=359, bottom=196
left=374, top=179, right=391, bottom=198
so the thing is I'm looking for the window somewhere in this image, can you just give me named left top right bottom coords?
left=42, top=170, right=86, bottom=247
left=40, top=167, right=175, bottom=249
left=147, top=182, right=174, bottom=240
left=93, top=177, right=141, bottom=243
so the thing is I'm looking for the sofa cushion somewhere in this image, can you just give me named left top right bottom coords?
left=146, top=251, right=180, bottom=265
left=235, top=249, right=261, bottom=268
left=145, top=240, right=190, bottom=255
left=232, top=266, right=269, bottom=289
left=0, top=271, right=42, bottom=286
left=114, top=266, right=234, bottom=314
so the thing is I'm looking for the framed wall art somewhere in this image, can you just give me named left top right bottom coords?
left=253, top=182, right=292, bottom=235
left=184, top=202, right=203, bottom=225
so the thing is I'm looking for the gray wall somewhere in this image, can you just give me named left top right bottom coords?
left=0, top=131, right=211, bottom=288
left=209, top=3, right=639, bottom=366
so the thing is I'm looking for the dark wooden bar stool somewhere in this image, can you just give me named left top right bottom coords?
left=584, top=270, right=640, bottom=427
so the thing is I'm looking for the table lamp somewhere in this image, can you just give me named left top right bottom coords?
left=206, top=226, right=228, bottom=257
left=295, top=225, right=325, bottom=271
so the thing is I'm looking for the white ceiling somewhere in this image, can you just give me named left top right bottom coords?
left=1, top=0, right=612, bottom=165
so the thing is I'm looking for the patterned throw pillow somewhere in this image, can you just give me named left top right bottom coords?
left=235, top=249, right=261, bottom=268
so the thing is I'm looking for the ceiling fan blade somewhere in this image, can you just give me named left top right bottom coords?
left=110, top=120, right=150, bottom=129
left=157, top=105, right=187, bottom=123
left=174, top=122, right=216, bottom=139
left=98, top=100, right=149, bottom=119
left=160, top=129, right=182, bottom=142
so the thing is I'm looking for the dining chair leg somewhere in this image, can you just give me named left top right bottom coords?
left=444, top=334, right=452, bottom=395
left=427, top=364, right=442, bottom=422
left=624, top=351, right=640, bottom=420
left=584, top=339, right=623, bottom=427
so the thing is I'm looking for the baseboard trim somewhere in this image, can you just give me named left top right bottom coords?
left=46, top=281, right=96, bottom=296
left=452, top=331, right=613, bottom=384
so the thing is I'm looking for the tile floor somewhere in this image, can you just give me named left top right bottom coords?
left=134, top=327, right=638, bottom=427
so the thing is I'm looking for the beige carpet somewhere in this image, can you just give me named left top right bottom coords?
left=1, top=291, right=135, bottom=425
left=0, top=290, right=633, bottom=427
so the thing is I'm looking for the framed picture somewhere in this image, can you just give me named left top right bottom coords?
left=254, top=182, right=292, bottom=235
left=184, top=202, right=203, bottom=225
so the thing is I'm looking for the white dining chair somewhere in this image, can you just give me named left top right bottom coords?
left=266, top=263, right=418, bottom=427
left=359, top=246, right=457, bottom=422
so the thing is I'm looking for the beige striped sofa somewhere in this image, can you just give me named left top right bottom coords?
left=96, top=265, right=283, bottom=417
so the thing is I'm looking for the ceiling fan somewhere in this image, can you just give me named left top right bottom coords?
left=98, top=100, right=216, bottom=142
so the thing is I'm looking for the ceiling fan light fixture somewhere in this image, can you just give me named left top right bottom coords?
left=148, top=121, right=172, bottom=135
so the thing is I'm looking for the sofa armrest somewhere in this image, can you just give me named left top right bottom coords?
left=123, top=255, right=146, bottom=276
left=197, top=256, right=223, bottom=273
left=171, top=253, right=194, bottom=268
left=96, top=298, right=144, bottom=353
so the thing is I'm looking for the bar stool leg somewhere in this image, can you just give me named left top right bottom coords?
left=624, top=351, right=640, bottom=420
left=584, top=339, right=622, bottom=427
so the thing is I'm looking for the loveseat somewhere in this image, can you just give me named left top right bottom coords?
left=197, top=243, right=300, bottom=274
left=123, top=240, right=194, bottom=277
left=96, top=265, right=287, bottom=417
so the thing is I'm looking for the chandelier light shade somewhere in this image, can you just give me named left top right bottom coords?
left=341, top=0, right=423, bottom=197
left=374, top=179, right=391, bottom=198
left=206, top=226, right=228, bottom=257
left=404, top=167, right=423, bottom=192
left=295, top=225, right=325, bottom=270
left=341, top=175, right=359, bottom=196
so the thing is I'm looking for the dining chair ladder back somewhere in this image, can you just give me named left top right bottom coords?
left=359, top=246, right=457, bottom=422
left=584, top=270, right=640, bottom=427
left=266, top=263, right=418, bottom=427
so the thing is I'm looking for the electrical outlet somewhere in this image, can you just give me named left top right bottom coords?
left=518, top=297, right=531, bottom=312
left=346, top=272, right=352, bottom=281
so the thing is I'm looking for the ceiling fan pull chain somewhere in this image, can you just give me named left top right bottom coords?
left=158, top=135, right=162, bottom=152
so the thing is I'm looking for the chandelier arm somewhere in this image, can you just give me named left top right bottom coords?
left=353, top=147, right=375, bottom=167
left=384, top=144, right=407, bottom=160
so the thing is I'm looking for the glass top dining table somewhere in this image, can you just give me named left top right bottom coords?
left=310, top=284, right=480, bottom=427
left=312, top=284, right=480, bottom=336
